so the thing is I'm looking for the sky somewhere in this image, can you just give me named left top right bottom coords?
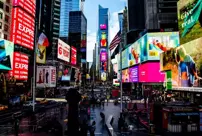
left=84, top=0, right=126, bottom=62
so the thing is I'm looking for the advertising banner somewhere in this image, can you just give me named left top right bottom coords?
left=128, top=40, right=141, bottom=67
left=13, top=0, right=36, bottom=17
left=71, top=46, right=77, bottom=65
left=36, top=66, right=56, bottom=87
left=101, top=61, right=107, bottom=71
left=129, top=66, right=138, bottom=82
left=100, top=24, right=107, bottom=30
left=58, top=63, right=72, bottom=81
left=141, top=32, right=180, bottom=62
left=0, top=39, right=14, bottom=70
left=122, top=69, right=129, bottom=83
left=100, top=51, right=107, bottom=62
left=178, top=0, right=202, bottom=45
left=139, top=62, right=165, bottom=82
left=10, top=8, right=35, bottom=50
left=9, top=52, right=29, bottom=80
left=122, top=48, right=129, bottom=69
left=101, top=72, right=107, bottom=81
left=100, top=32, right=107, bottom=47
left=57, top=39, right=70, bottom=62
left=161, top=37, right=202, bottom=88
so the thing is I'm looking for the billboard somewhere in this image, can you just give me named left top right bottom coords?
left=36, top=66, right=56, bottom=87
left=57, top=63, right=72, bottom=81
left=140, top=32, right=180, bottom=62
left=100, top=51, right=107, bottom=62
left=13, top=0, right=36, bottom=17
left=9, top=52, right=29, bottom=80
left=122, top=69, right=129, bottom=83
left=100, top=24, right=107, bottom=30
left=122, top=48, right=129, bottom=69
left=139, top=62, right=165, bottom=82
left=100, top=32, right=107, bottom=47
left=0, top=39, right=14, bottom=70
left=101, top=72, right=107, bottom=81
left=10, top=8, right=35, bottom=50
left=101, top=61, right=107, bottom=71
left=178, top=0, right=202, bottom=45
left=128, top=40, right=141, bottom=67
left=129, top=66, right=138, bottom=82
left=71, top=46, right=77, bottom=65
left=160, top=37, right=202, bottom=88
left=57, top=39, right=70, bottom=62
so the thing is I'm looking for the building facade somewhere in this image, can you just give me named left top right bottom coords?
left=97, top=5, right=109, bottom=81
left=0, top=0, right=12, bottom=40
left=59, top=0, right=81, bottom=41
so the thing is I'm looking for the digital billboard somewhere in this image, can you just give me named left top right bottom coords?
left=13, top=0, right=36, bottom=17
left=57, top=39, right=70, bottom=62
left=9, top=52, right=29, bottom=80
left=122, top=69, right=129, bottom=83
left=160, top=37, right=202, bottom=88
left=128, top=40, right=141, bottom=67
left=71, top=46, right=77, bottom=65
left=0, top=39, right=14, bottom=70
left=178, top=0, right=202, bottom=45
left=129, top=66, right=138, bottom=82
left=10, top=8, right=35, bottom=50
left=100, top=51, right=107, bottom=62
left=101, top=61, right=107, bottom=72
left=36, top=66, right=56, bottom=87
left=101, top=72, right=107, bottom=81
left=100, top=24, right=107, bottom=30
left=100, top=32, right=107, bottom=47
left=122, top=48, right=129, bottom=69
left=139, top=62, right=165, bottom=82
left=140, top=32, right=180, bottom=62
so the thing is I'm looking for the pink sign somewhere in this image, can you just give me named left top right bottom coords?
left=100, top=24, right=107, bottom=30
left=100, top=52, right=107, bottom=62
left=139, top=62, right=165, bottom=82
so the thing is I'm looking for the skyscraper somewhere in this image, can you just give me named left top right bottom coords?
left=59, top=0, right=82, bottom=41
left=97, top=5, right=109, bottom=81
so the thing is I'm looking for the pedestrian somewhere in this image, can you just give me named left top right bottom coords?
left=80, top=119, right=88, bottom=136
left=106, top=94, right=110, bottom=106
left=14, top=118, right=19, bottom=136
left=89, top=121, right=96, bottom=136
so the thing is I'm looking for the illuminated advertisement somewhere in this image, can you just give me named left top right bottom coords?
left=128, top=40, right=141, bottom=67
left=140, top=32, right=180, bottom=62
left=9, top=52, right=29, bottom=80
left=100, top=32, right=107, bottom=47
left=10, top=8, right=35, bottom=50
left=139, top=62, right=165, bottom=82
left=122, top=48, right=129, bottom=69
left=101, top=61, right=107, bottom=71
left=57, top=63, right=72, bottom=81
left=122, top=69, right=129, bottom=83
left=0, top=39, right=14, bottom=70
left=81, top=34, right=86, bottom=48
left=160, top=37, right=202, bottom=88
left=57, top=39, right=70, bottom=62
left=100, top=24, right=107, bottom=30
left=13, top=0, right=36, bottom=17
left=129, top=66, right=138, bottom=82
left=100, top=51, right=107, bottom=62
left=36, top=66, right=56, bottom=87
left=101, top=72, right=107, bottom=81
left=71, top=46, right=77, bottom=65
left=178, top=0, right=202, bottom=45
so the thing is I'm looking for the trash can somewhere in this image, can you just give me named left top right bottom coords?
left=149, top=124, right=155, bottom=134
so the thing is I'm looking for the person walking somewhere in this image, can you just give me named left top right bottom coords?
left=106, top=94, right=110, bottom=106
left=89, top=121, right=96, bottom=136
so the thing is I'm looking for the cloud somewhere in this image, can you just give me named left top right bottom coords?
left=87, top=29, right=91, bottom=33
left=87, top=32, right=96, bottom=62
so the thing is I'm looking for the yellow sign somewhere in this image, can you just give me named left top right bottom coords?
left=36, top=45, right=46, bottom=64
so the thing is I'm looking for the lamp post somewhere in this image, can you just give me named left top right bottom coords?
left=119, top=42, right=123, bottom=112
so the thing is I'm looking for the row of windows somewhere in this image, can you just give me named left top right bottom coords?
left=0, top=22, right=9, bottom=32
left=0, top=32, right=8, bottom=40
left=0, top=1, right=10, bottom=13
left=0, top=12, right=9, bottom=23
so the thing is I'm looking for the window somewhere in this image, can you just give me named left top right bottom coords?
left=0, top=22, right=2, bottom=29
left=4, top=24, right=8, bottom=31
left=4, top=34, right=7, bottom=40
left=5, top=5, right=9, bottom=13
left=0, top=2, right=3, bottom=9
left=0, top=12, right=2, bottom=19
left=5, top=15, right=9, bottom=22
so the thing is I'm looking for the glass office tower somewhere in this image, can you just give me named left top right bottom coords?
left=59, top=0, right=81, bottom=38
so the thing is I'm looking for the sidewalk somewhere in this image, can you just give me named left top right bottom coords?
left=9, top=132, right=54, bottom=136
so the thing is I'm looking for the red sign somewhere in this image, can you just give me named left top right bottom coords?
left=51, top=69, right=56, bottom=82
left=9, top=52, right=29, bottom=80
left=13, top=0, right=36, bottom=17
left=10, top=8, right=35, bottom=50
left=71, top=46, right=77, bottom=65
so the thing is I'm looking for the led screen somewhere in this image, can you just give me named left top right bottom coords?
left=100, top=51, right=107, bottom=62
left=128, top=40, right=141, bottom=67
left=139, top=62, right=165, bottom=82
left=10, top=8, right=35, bottom=50
left=121, top=48, right=129, bottom=69
left=71, top=46, right=77, bottom=65
left=129, top=66, right=138, bottom=82
left=178, top=0, right=202, bottom=45
left=100, top=32, right=107, bottom=47
left=100, top=24, right=107, bottom=30
left=122, top=69, right=129, bottom=83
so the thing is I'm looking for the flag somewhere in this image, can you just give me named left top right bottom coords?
left=38, top=33, right=49, bottom=47
left=109, top=30, right=121, bottom=51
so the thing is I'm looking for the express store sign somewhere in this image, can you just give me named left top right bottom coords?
left=13, top=0, right=36, bottom=17
left=9, top=52, right=29, bottom=80
left=10, top=8, right=35, bottom=50
left=71, top=46, right=77, bottom=65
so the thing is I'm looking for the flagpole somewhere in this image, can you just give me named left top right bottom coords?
left=119, top=42, right=123, bottom=112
